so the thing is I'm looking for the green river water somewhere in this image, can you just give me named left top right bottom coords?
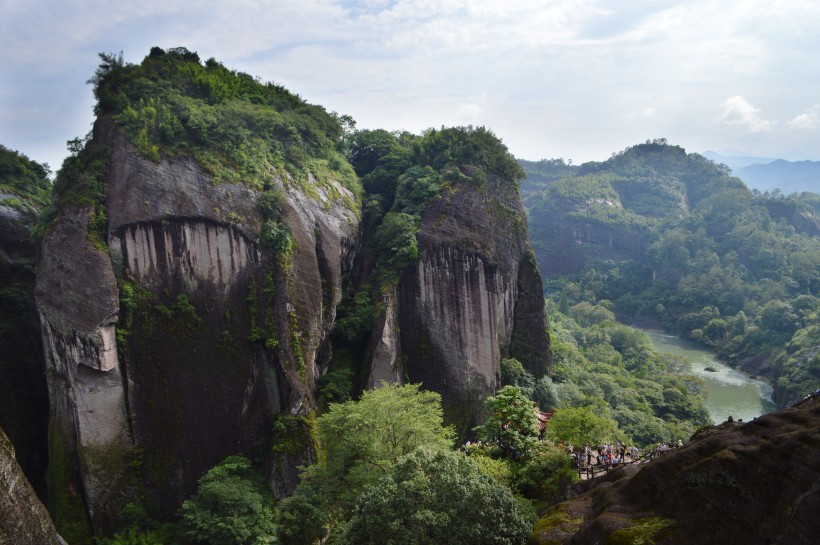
left=644, top=330, right=777, bottom=424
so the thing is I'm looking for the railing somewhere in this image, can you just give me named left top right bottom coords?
left=574, top=447, right=675, bottom=480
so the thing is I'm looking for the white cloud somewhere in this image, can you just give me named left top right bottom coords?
left=2, top=1, right=820, bottom=165
left=717, top=96, right=773, bottom=133
left=457, top=93, right=488, bottom=124
left=459, top=103, right=483, bottom=119
left=788, top=105, right=819, bottom=130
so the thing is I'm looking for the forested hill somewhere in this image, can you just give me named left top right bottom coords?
left=521, top=140, right=820, bottom=407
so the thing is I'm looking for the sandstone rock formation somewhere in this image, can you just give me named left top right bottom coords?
left=0, top=427, right=66, bottom=545
left=35, top=123, right=359, bottom=528
left=530, top=397, right=820, bottom=545
left=0, top=170, right=49, bottom=499
left=33, top=60, right=552, bottom=536
left=395, top=172, right=551, bottom=433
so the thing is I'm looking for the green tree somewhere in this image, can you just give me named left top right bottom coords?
left=178, top=455, right=276, bottom=545
left=513, top=444, right=577, bottom=505
left=475, top=386, right=539, bottom=458
left=500, top=357, right=534, bottom=393
left=319, top=383, right=453, bottom=483
left=545, top=406, right=623, bottom=447
left=569, top=301, right=615, bottom=327
left=344, top=448, right=531, bottom=545
left=371, top=212, right=419, bottom=283
left=393, top=165, right=443, bottom=217
left=278, top=383, right=453, bottom=542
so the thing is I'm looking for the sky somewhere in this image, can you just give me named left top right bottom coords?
left=2, top=0, right=820, bottom=173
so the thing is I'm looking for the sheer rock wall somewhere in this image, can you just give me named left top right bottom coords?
left=392, top=173, right=551, bottom=433
left=35, top=125, right=359, bottom=529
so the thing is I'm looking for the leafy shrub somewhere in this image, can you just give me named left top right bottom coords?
left=344, top=448, right=531, bottom=545
left=371, top=212, right=419, bottom=284
left=393, top=165, right=442, bottom=217
left=178, top=455, right=276, bottom=545
left=512, top=444, right=577, bottom=505
left=334, top=285, right=374, bottom=343
left=317, top=369, right=354, bottom=403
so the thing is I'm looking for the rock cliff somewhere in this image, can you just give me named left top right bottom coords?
left=35, top=122, right=358, bottom=530
left=0, top=427, right=66, bottom=545
left=0, top=147, right=50, bottom=500
left=530, top=396, right=820, bottom=545
left=395, top=171, right=551, bottom=433
left=33, top=51, right=553, bottom=538
left=527, top=209, right=649, bottom=276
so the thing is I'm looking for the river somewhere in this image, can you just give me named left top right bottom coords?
left=644, top=331, right=776, bottom=424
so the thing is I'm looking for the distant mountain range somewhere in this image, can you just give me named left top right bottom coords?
left=703, top=151, right=820, bottom=194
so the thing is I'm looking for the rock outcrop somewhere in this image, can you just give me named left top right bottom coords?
left=0, top=172, right=50, bottom=499
left=530, top=397, right=820, bottom=545
left=527, top=206, right=649, bottom=276
left=36, top=123, right=359, bottom=528
left=395, top=173, right=551, bottom=433
left=0, top=427, right=66, bottom=545
left=34, top=59, right=553, bottom=536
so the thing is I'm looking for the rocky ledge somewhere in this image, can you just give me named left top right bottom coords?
left=530, top=396, right=820, bottom=545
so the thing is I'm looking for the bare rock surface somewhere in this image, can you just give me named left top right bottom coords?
left=397, top=173, right=550, bottom=430
left=0, top=427, right=66, bottom=545
left=35, top=125, right=359, bottom=527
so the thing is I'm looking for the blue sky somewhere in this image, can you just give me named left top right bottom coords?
left=2, top=0, right=819, bottom=173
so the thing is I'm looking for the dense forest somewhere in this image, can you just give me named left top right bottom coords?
left=522, top=140, right=820, bottom=406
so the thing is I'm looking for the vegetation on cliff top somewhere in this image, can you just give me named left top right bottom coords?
left=89, top=47, right=360, bottom=198
left=349, top=125, right=523, bottom=284
left=0, top=145, right=51, bottom=210
left=522, top=140, right=820, bottom=406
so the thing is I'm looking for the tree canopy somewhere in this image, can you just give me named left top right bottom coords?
left=178, top=455, right=276, bottom=545
left=277, top=383, right=454, bottom=543
left=475, top=386, right=539, bottom=458
left=545, top=406, right=623, bottom=447
left=522, top=141, right=820, bottom=406
left=345, top=448, right=531, bottom=545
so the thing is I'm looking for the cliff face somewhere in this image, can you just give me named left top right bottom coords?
left=528, top=209, right=649, bottom=276
left=35, top=68, right=553, bottom=535
left=0, top=181, right=49, bottom=499
left=530, top=397, right=820, bottom=545
left=394, top=173, right=551, bottom=433
left=35, top=124, right=358, bottom=529
left=0, top=427, right=66, bottom=545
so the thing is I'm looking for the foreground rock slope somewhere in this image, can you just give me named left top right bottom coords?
left=530, top=396, right=820, bottom=545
